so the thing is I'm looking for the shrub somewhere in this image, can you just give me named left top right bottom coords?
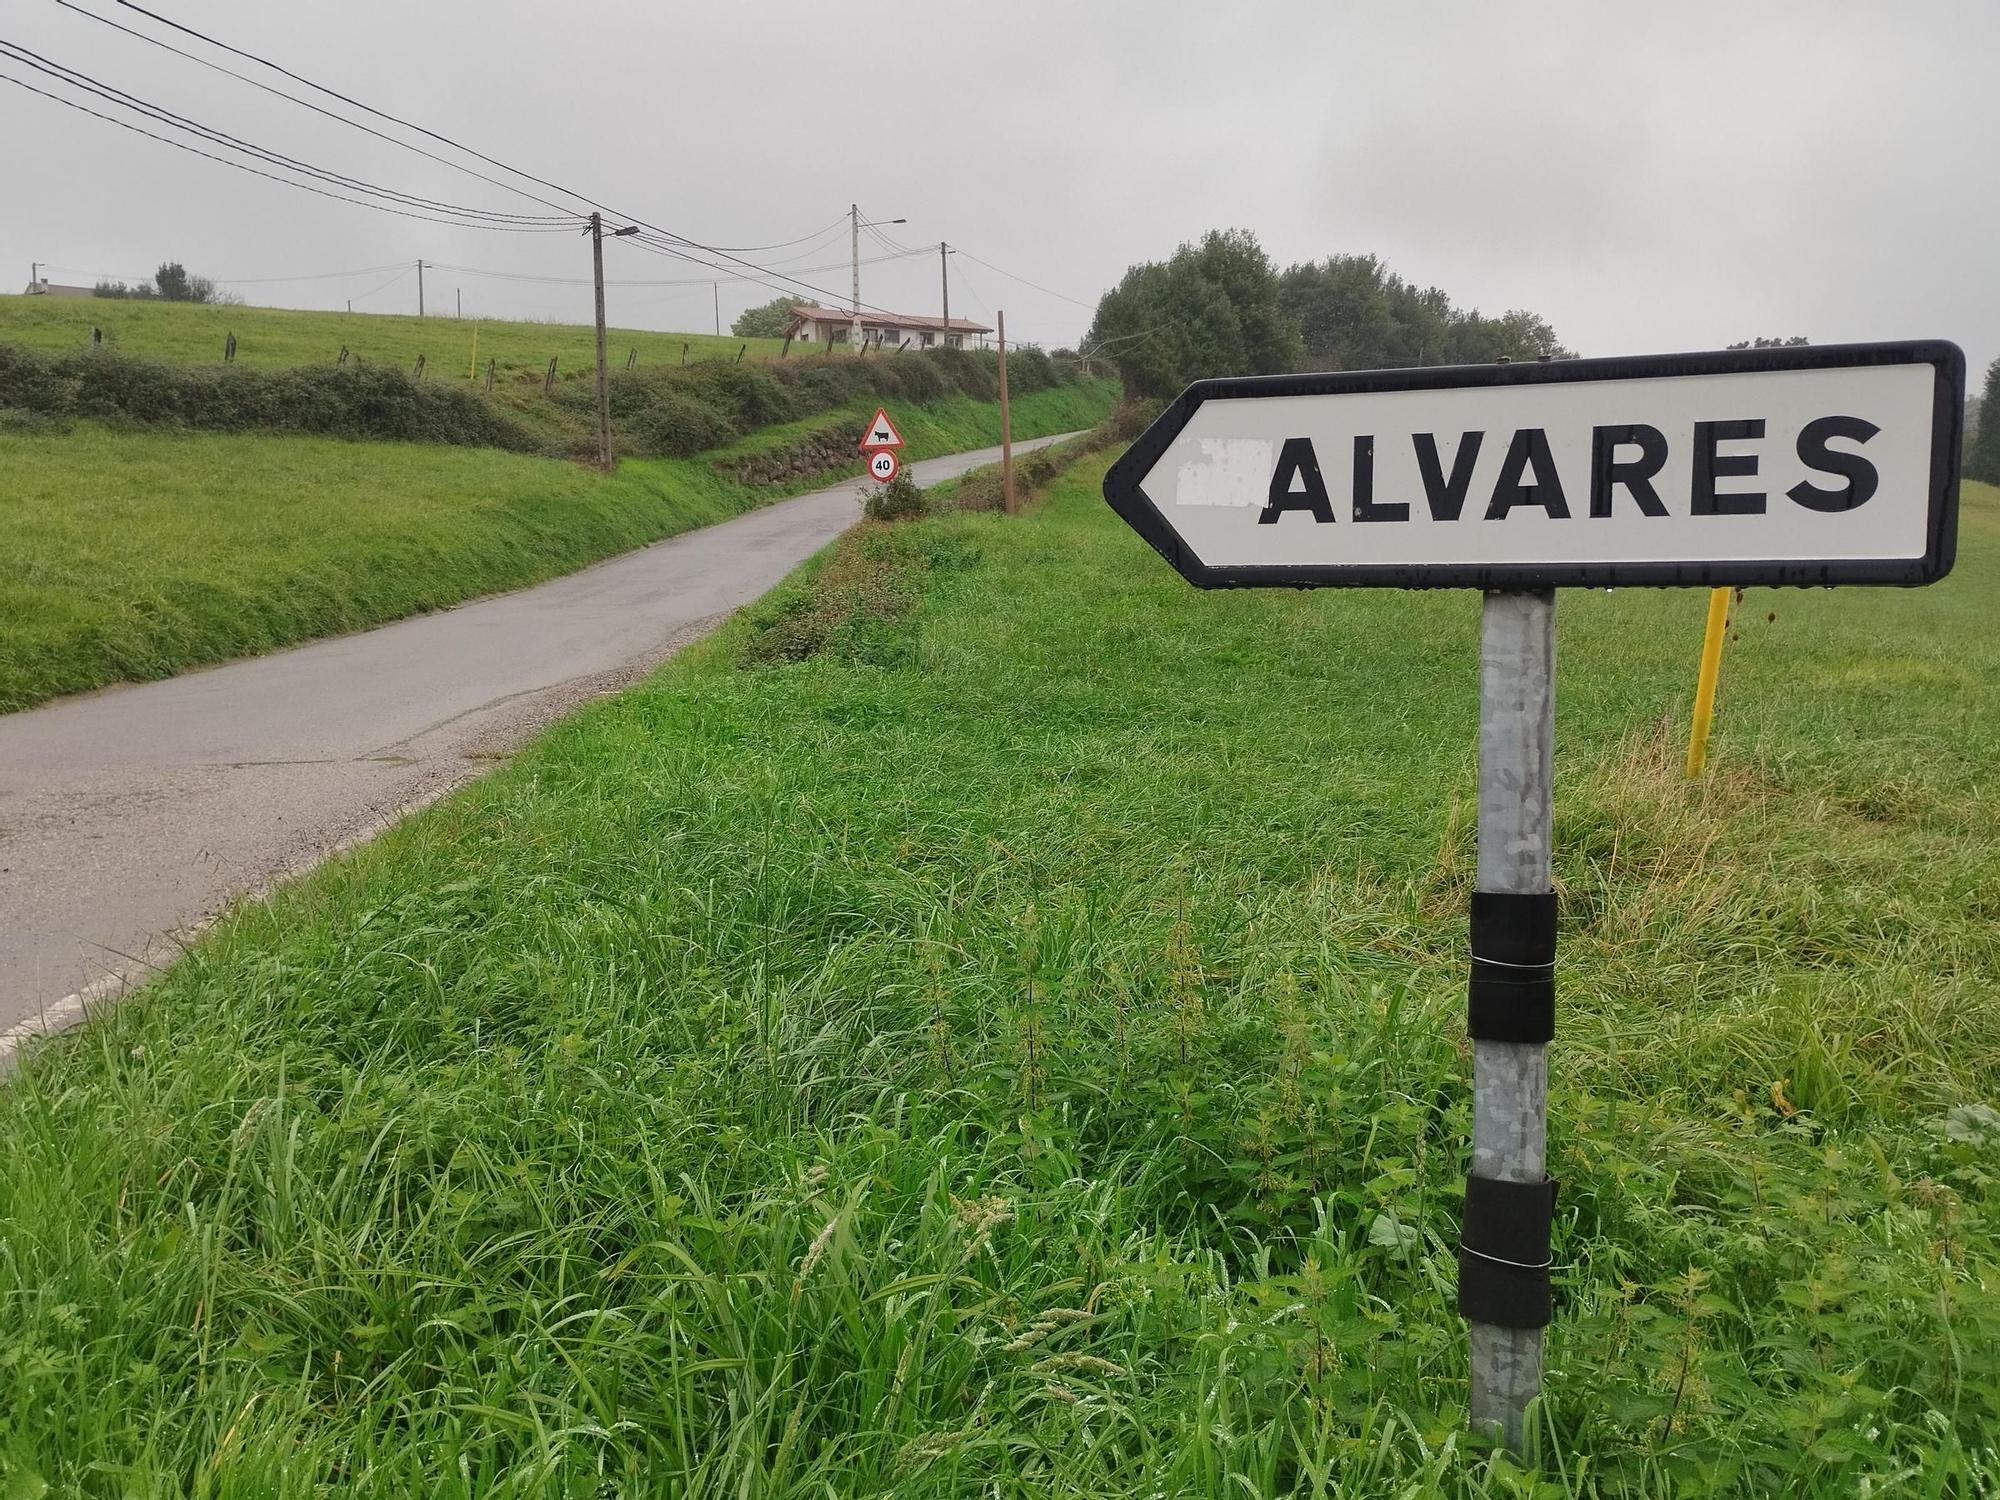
left=1005, top=346, right=1059, bottom=394
left=926, top=346, right=997, bottom=401
left=790, top=357, right=879, bottom=410
left=887, top=353, right=949, bottom=403
left=622, top=390, right=738, bottom=458
left=863, top=472, right=928, bottom=522
left=679, top=362, right=797, bottom=428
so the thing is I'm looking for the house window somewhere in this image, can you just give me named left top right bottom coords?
left=920, top=332, right=935, bottom=347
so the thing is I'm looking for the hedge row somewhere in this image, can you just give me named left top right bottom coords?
left=549, top=345, right=1083, bottom=460
left=0, top=339, right=1086, bottom=462
left=0, top=344, right=544, bottom=451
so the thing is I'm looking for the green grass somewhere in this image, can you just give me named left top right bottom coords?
left=0, top=293, right=793, bottom=380
left=0, top=383, right=1114, bottom=712
left=1, top=462, right=1995, bottom=1496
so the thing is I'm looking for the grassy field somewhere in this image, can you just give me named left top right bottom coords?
left=0, top=460, right=1994, bottom=1496
left=0, top=293, right=793, bottom=380
left=0, top=382, right=1114, bottom=712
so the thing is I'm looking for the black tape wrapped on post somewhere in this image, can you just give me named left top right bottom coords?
left=1467, top=889, right=1556, bottom=1043
left=1458, top=1174, right=1558, bottom=1328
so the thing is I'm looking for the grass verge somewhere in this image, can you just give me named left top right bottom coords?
left=0, top=465, right=1994, bottom=1495
left=0, top=382, right=1114, bottom=712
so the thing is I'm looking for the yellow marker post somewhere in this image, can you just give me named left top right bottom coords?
left=1685, top=586, right=1733, bottom=777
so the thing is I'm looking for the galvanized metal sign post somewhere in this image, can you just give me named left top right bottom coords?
left=1102, top=341, right=1963, bottom=1454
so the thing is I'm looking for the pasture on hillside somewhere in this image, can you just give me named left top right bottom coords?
left=0, top=454, right=1993, bottom=1496
left=0, top=382, right=1114, bottom=712
left=0, top=293, right=794, bottom=379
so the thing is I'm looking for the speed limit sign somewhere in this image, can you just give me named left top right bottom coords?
left=868, top=449, right=900, bottom=484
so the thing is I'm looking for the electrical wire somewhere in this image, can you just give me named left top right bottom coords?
left=208, top=261, right=414, bottom=285
left=94, top=0, right=919, bottom=317
left=346, top=263, right=413, bottom=305
left=52, top=0, right=588, bottom=221
left=0, top=69, right=583, bottom=233
left=426, top=247, right=926, bottom=291
left=0, top=36, right=581, bottom=227
left=952, top=248, right=1096, bottom=309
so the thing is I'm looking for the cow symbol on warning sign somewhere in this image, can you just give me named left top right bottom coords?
left=858, top=408, right=905, bottom=451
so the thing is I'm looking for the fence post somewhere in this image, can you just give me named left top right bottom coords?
left=544, top=356, right=558, bottom=397
left=224, top=331, right=236, bottom=363
left=486, top=358, right=496, bottom=393
left=412, top=353, right=426, bottom=381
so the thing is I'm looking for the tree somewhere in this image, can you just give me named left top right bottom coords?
left=1084, top=228, right=1299, bottom=399
left=1279, top=254, right=1570, bottom=371
left=732, top=297, right=796, bottom=340
left=1966, top=357, right=2000, bottom=484
left=1726, top=336, right=1810, bottom=349
left=152, top=261, right=218, bottom=304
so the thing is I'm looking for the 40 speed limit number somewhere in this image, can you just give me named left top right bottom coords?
left=868, top=449, right=900, bottom=483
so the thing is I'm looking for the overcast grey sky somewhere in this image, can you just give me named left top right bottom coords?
left=5, top=0, right=1997, bottom=372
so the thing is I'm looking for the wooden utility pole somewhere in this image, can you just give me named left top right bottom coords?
left=940, top=242, right=950, bottom=341
left=416, top=260, right=426, bottom=318
left=998, top=309, right=1015, bottom=514
left=713, top=282, right=720, bottom=338
left=589, top=212, right=612, bottom=469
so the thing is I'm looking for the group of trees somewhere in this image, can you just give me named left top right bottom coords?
left=93, top=261, right=228, bottom=304
left=1084, top=229, right=1571, bottom=399
left=1968, top=358, right=2000, bottom=484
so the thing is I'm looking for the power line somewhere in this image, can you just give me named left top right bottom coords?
left=64, top=0, right=871, bottom=270
left=952, top=248, right=1097, bottom=309
left=0, top=36, right=581, bottom=227
left=0, top=69, right=583, bottom=233
left=51, top=0, right=586, bottom=221
left=427, top=246, right=928, bottom=291
left=208, top=261, right=414, bottom=285
left=92, top=0, right=918, bottom=318
left=693, top=214, right=850, bottom=255
left=346, top=264, right=413, bottom=305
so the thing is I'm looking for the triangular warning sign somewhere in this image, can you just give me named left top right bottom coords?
left=858, top=407, right=904, bottom=450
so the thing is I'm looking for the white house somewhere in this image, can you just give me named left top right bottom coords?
left=20, top=279, right=93, bottom=299
left=787, top=304, right=992, bottom=350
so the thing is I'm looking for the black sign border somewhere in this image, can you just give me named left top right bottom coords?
left=1102, top=340, right=1964, bottom=589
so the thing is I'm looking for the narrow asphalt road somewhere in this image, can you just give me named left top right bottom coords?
left=0, top=434, right=1075, bottom=1040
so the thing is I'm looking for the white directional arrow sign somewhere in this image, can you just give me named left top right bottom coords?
left=1103, top=342, right=1962, bottom=589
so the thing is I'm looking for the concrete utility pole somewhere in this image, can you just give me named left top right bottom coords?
left=1468, top=588, right=1556, bottom=1454
left=847, top=207, right=907, bottom=353
left=998, top=309, right=1015, bottom=513
left=713, top=282, right=720, bottom=338
left=416, top=260, right=426, bottom=318
left=589, top=214, right=612, bottom=470
left=940, top=242, right=950, bottom=344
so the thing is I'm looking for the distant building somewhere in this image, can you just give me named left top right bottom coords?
left=21, top=279, right=94, bottom=299
left=787, top=304, right=992, bottom=350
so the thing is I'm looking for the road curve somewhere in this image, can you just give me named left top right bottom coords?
left=0, top=434, right=1076, bottom=1039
